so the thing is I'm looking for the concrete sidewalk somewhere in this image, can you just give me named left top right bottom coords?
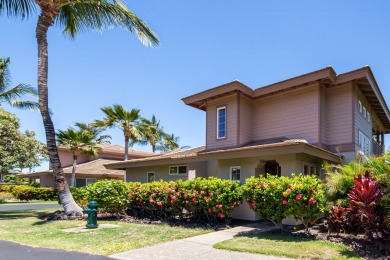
left=109, top=223, right=291, bottom=260
left=0, top=202, right=61, bottom=211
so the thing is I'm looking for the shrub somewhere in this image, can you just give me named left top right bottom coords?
left=69, top=186, right=89, bottom=208
left=0, top=192, right=15, bottom=202
left=11, top=185, right=57, bottom=201
left=285, top=174, right=326, bottom=232
left=0, top=185, right=15, bottom=193
left=85, top=180, right=129, bottom=216
left=326, top=206, right=348, bottom=235
left=242, top=175, right=289, bottom=229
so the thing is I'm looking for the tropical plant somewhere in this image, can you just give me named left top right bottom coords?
left=74, top=122, right=111, bottom=144
left=132, top=115, right=165, bottom=153
left=15, top=130, right=48, bottom=172
left=326, top=206, right=348, bottom=235
left=348, top=171, right=383, bottom=235
left=56, top=126, right=102, bottom=187
left=0, top=0, right=158, bottom=214
left=0, top=57, right=39, bottom=110
left=95, top=104, right=142, bottom=160
left=156, top=133, right=190, bottom=152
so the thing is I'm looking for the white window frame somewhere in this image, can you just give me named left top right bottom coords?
left=216, top=106, right=226, bottom=139
left=169, top=165, right=187, bottom=175
left=147, top=171, right=155, bottom=182
left=302, top=162, right=317, bottom=176
left=230, top=166, right=241, bottom=182
left=358, top=130, right=371, bottom=156
left=358, top=100, right=362, bottom=113
left=363, top=106, right=367, bottom=118
left=367, top=111, right=371, bottom=122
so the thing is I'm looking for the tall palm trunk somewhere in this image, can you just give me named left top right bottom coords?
left=71, top=154, right=77, bottom=187
left=36, top=6, right=82, bottom=214
left=124, top=135, right=129, bottom=160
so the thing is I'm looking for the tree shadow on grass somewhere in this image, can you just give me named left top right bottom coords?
left=0, top=210, right=51, bottom=221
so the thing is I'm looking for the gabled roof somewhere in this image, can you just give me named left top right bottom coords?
left=104, top=140, right=340, bottom=169
left=181, top=66, right=390, bottom=132
left=21, top=159, right=124, bottom=177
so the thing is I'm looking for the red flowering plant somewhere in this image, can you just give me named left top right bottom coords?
left=180, top=177, right=242, bottom=223
left=285, top=174, right=325, bottom=233
left=326, top=206, right=349, bottom=235
left=242, top=175, right=290, bottom=229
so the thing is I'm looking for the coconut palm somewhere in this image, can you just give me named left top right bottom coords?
left=0, top=57, right=39, bottom=110
left=132, top=115, right=164, bottom=153
left=156, top=133, right=190, bottom=152
left=0, top=0, right=158, bottom=214
left=95, top=104, right=142, bottom=160
left=56, top=126, right=102, bottom=187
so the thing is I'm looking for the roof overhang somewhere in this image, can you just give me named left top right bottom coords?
left=105, top=141, right=340, bottom=169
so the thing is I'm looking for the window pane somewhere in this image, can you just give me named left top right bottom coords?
left=231, top=167, right=241, bottom=181
left=178, top=166, right=187, bottom=174
left=169, top=166, right=177, bottom=174
left=147, top=172, right=155, bottom=182
left=86, top=179, right=97, bottom=186
left=76, top=179, right=86, bottom=187
left=217, top=108, right=226, bottom=138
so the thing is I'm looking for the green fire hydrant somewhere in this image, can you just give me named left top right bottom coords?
left=83, top=201, right=99, bottom=229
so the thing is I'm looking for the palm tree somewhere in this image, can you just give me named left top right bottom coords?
left=74, top=122, right=111, bottom=144
left=56, top=126, right=102, bottom=187
left=133, top=115, right=164, bottom=153
left=95, top=104, right=142, bottom=160
left=0, top=0, right=158, bottom=214
left=156, top=133, right=191, bottom=152
left=0, top=57, right=39, bottom=110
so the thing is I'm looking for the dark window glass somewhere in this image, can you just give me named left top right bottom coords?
left=75, top=179, right=86, bottom=187
left=218, top=107, right=226, bottom=138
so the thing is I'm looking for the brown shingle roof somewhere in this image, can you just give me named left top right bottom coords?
left=21, top=159, right=124, bottom=177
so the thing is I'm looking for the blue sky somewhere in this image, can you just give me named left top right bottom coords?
left=1, top=1, right=390, bottom=171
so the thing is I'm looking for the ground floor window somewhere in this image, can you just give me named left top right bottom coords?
left=76, top=178, right=97, bottom=187
left=169, top=165, right=187, bottom=175
left=302, top=162, right=317, bottom=176
left=358, top=130, right=371, bottom=156
left=147, top=172, right=155, bottom=182
left=230, top=166, right=241, bottom=182
left=264, top=160, right=281, bottom=177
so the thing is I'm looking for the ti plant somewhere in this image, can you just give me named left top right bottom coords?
left=326, top=206, right=348, bottom=236
left=348, top=171, right=383, bottom=238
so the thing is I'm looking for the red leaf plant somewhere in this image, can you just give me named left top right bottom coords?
left=348, top=171, right=383, bottom=235
left=326, top=206, right=348, bottom=235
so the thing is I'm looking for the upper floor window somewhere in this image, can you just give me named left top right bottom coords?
left=358, top=100, right=362, bottom=113
left=217, top=106, right=226, bottom=139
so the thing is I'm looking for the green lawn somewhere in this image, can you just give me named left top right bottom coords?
left=0, top=209, right=211, bottom=255
left=213, top=233, right=362, bottom=260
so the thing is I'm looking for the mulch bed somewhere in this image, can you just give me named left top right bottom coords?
left=262, top=223, right=390, bottom=260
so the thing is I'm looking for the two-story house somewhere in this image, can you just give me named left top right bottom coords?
left=105, top=66, right=390, bottom=220
left=23, top=143, right=154, bottom=187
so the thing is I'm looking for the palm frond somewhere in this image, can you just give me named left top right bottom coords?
left=0, top=57, right=11, bottom=92
left=56, top=0, right=159, bottom=46
left=8, top=100, right=40, bottom=110
left=0, top=0, right=36, bottom=19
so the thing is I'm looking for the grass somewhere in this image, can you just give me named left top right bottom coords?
left=0, top=209, right=211, bottom=255
left=213, top=233, right=362, bottom=260
left=0, top=200, right=58, bottom=205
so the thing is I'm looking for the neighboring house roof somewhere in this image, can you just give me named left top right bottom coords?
left=57, top=143, right=155, bottom=158
left=104, top=140, right=340, bottom=169
left=182, top=66, right=390, bottom=132
left=20, top=159, right=124, bottom=178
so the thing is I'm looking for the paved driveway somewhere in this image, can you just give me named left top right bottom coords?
left=0, top=202, right=62, bottom=211
left=0, top=240, right=112, bottom=260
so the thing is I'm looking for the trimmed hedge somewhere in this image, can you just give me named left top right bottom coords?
left=11, top=185, right=57, bottom=201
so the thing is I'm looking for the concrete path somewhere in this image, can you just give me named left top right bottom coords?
left=0, top=240, right=111, bottom=260
left=0, top=202, right=61, bottom=211
left=109, top=223, right=291, bottom=260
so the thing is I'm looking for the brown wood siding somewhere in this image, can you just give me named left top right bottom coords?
left=355, top=87, right=373, bottom=151
left=325, top=84, right=353, bottom=145
left=239, top=95, right=253, bottom=145
left=206, top=94, right=238, bottom=150
left=252, top=85, right=319, bottom=144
